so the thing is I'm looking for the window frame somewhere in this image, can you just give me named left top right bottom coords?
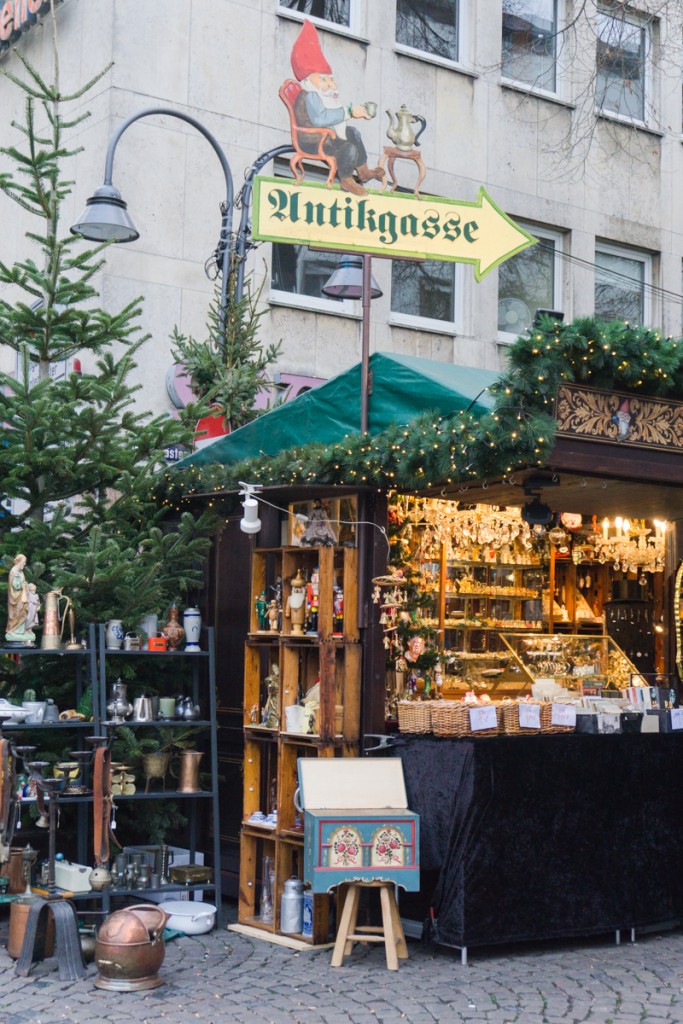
left=389, top=257, right=462, bottom=336
left=594, top=240, right=652, bottom=326
left=500, top=0, right=564, bottom=100
left=267, top=163, right=359, bottom=317
left=594, top=6, right=653, bottom=127
left=394, top=0, right=465, bottom=70
left=277, top=0, right=362, bottom=37
left=496, top=225, right=564, bottom=345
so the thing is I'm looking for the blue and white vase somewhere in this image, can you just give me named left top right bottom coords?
left=105, top=619, right=125, bottom=650
left=183, top=607, right=202, bottom=652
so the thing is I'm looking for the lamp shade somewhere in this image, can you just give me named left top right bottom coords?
left=322, top=256, right=382, bottom=299
left=70, top=184, right=139, bottom=243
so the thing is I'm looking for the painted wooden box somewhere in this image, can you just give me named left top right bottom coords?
left=298, top=757, right=420, bottom=893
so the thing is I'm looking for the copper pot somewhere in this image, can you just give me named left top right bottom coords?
left=95, top=905, right=168, bottom=991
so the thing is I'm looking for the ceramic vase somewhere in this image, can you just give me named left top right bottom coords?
left=105, top=619, right=125, bottom=650
left=183, top=606, right=202, bottom=652
left=162, top=605, right=185, bottom=651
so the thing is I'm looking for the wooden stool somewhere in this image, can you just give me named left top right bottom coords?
left=378, top=146, right=427, bottom=198
left=331, top=881, right=408, bottom=970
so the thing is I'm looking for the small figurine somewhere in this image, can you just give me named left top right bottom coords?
left=286, top=570, right=307, bottom=636
left=267, top=599, right=280, bottom=632
left=261, top=665, right=280, bottom=729
left=25, top=583, right=40, bottom=632
left=249, top=703, right=259, bottom=725
left=300, top=500, right=337, bottom=547
left=255, top=590, right=268, bottom=631
left=306, top=568, right=319, bottom=634
left=333, top=584, right=344, bottom=635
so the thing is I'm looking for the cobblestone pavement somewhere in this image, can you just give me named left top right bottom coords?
left=1, top=902, right=683, bottom=1024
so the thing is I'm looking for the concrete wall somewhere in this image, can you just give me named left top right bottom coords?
left=1, top=0, right=682, bottom=415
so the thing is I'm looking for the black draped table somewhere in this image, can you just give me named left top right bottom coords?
left=393, top=733, right=683, bottom=958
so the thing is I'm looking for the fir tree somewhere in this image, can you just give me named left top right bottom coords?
left=171, top=274, right=282, bottom=432
left=0, top=46, right=216, bottom=629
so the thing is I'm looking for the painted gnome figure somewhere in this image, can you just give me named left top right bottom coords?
left=290, top=19, right=383, bottom=196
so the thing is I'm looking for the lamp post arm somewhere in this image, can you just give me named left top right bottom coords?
left=234, top=144, right=294, bottom=303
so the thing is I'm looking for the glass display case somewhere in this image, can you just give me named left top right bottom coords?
left=500, top=633, right=638, bottom=693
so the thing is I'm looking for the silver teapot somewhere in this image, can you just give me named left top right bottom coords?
left=107, top=679, right=133, bottom=723
left=385, top=104, right=427, bottom=151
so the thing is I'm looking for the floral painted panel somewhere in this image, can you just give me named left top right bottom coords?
left=328, top=826, right=363, bottom=868
left=371, top=826, right=405, bottom=867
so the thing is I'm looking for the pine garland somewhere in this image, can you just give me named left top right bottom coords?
left=162, top=315, right=683, bottom=501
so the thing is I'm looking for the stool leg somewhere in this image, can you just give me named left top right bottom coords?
left=344, top=885, right=361, bottom=956
left=387, top=888, right=409, bottom=960
left=331, top=886, right=358, bottom=968
left=379, top=885, right=399, bottom=971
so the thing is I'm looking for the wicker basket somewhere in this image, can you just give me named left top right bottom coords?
left=397, top=701, right=432, bottom=734
left=461, top=701, right=501, bottom=738
left=431, top=701, right=466, bottom=737
left=540, top=702, right=576, bottom=734
left=500, top=700, right=542, bottom=736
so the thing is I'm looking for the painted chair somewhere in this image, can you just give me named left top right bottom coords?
left=278, top=79, right=338, bottom=187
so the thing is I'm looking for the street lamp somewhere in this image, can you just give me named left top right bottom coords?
left=322, top=254, right=382, bottom=434
left=70, top=106, right=292, bottom=338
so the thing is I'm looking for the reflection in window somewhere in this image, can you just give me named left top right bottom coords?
left=279, top=0, right=350, bottom=25
left=272, top=244, right=345, bottom=303
left=498, top=236, right=557, bottom=335
left=595, top=247, right=646, bottom=324
left=502, top=0, right=557, bottom=91
left=391, top=259, right=455, bottom=323
left=396, top=0, right=458, bottom=62
left=596, top=11, right=646, bottom=120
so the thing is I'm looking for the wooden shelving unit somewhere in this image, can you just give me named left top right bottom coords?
left=238, top=542, right=361, bottom=945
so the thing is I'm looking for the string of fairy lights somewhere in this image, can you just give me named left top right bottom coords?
left=156, top=316, right=683, bottom=512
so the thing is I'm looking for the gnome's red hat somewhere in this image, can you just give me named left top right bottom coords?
left=291, top=19, right=332, bottom=80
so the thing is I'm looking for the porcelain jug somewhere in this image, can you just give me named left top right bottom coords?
left=183, top=607, right=202, bottom=652
left=105, top=619, right=125, bottom=650
left=385, top=104, right=427, bottom=151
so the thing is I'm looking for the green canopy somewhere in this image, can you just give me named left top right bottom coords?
left=177, top=351, right=498, bottom=469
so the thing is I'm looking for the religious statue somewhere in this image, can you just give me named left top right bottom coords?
left=300, top=501, right=337, bottom=547
left=255, top=590, right=268, bottom=631
left=5, top=554, right=35, bottom=645
left=262, top=665, right=280, bottom=730
left=285, top=570, right=307, bottom=636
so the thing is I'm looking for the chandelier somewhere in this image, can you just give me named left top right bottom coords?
left=591, top=518, right=666, bottom=574
left=397, top=497, right=536, bottom=563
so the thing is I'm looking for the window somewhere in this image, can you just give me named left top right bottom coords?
left=391, top=259, right=456, bottom=330
left=269, top=163, right=357, bottom=314
left=502, top=0, right=557, bottom=92
left=395, top=0, right=458, bottom=63
left=596, top=9, right=648, bottom=121
left=498, top=228, right=562, bottom=338
left=594, top=243, right=651, bottom=324
left=279, top=0, right=354, bottom=30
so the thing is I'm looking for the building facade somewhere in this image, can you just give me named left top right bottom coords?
left=1, top=0, right=682, bottom=417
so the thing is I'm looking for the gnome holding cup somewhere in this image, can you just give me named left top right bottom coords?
left=288, top=19, right=383, bottom=196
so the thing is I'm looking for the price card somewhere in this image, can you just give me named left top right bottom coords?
left=670, top=709, right=683, bottom=731
left=551, top=703, right=577, bottom=728
left=518, top=703, right=541, bottom=729
left=469, top=705, right=498, bottom=732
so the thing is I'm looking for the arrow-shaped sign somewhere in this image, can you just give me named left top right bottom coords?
left=252, top=177, right=536, bottom=280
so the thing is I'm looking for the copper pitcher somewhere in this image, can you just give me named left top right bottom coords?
left=176, top=750, right=203, bottom=793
